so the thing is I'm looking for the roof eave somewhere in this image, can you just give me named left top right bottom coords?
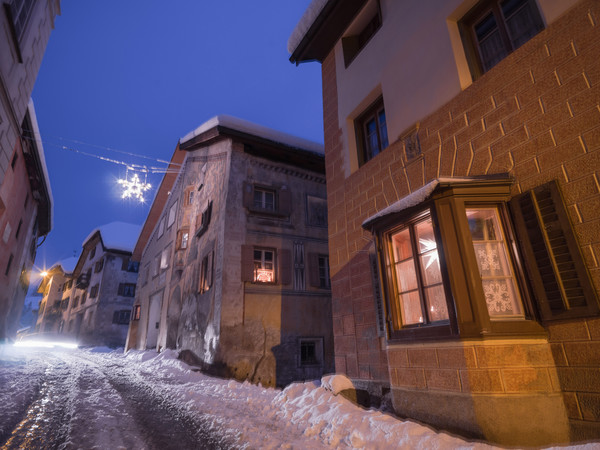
left=289, top=0, right=368, bottom=64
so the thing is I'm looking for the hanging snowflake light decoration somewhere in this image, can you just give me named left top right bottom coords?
left=118, top=172, right=151, bottom=203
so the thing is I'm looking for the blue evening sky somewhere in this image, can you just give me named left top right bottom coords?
left=31, top=1, right=322, bottom=275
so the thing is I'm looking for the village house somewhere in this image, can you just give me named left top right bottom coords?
left=0, top=0, right=60, bottom=342
left=35, top=222, right=140, bottom=347
left=126, top=115, right=334, bottom=388
left=289, top=0, right=600, bottom=446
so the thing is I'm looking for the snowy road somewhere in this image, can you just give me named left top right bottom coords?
left=0, top=349, right=231, bottom=449
left=2, top=346, right=593, bottom=449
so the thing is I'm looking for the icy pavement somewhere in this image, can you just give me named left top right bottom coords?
left=0, top=345, right=597, bottom=449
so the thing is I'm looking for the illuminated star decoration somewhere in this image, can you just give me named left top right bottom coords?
left=419, top=238, right=439, bottom=269
left=117, top=172, right=151, bottom=203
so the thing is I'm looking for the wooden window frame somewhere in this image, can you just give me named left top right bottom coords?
left=195, top=201, right=213, bottom=238
left=459, top=0, right=544, bottom=79
left=371, top=181, right=546, bottom=342
left=355, top=97, right=389, bottom=166
left=132, top=304, right=141, bottom=321
left=298, top=337, right=324, bottom=367
left=198, top=250, right=214, bottom=294
left=243, top=182, right=292, bottom=218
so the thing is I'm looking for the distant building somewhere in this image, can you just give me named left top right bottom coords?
left=36, top=223, right=140, bottom=347
left=290, top=0, right=600, bottom=446
left=126, top=115, right=334, bottom=387
left=0, top=0, right=61, bottom=342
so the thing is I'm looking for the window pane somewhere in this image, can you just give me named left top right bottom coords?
left=424, top=285, right=449, bottom=322
left=394, top=260, right=418, bottom=292
left=415, top=218, right=443, bottom=285
left=365, top=118, right=379, bottom=158
left=378, top=110, right=388, bottom=149
left=502, top=0, right=541, bottom=48
left=475, top=12, right=508, bottom=71
left=466, top=208, right=524, bottom=319
left=391, top=228, right=413, bottom=262
left=399, top=291, right=423, bottom=325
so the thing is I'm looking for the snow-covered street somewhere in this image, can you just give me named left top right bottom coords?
left=0, top=346, right=596, bottom=449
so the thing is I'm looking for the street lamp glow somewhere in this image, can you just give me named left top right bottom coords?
left=40, top=271, right=48, bottom=277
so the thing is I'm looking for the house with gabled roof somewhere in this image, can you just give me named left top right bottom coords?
left=35, top=222, right=141, bottom=347
left=126, top=115, right=334, bottom=387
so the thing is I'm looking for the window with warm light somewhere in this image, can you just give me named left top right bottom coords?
left=385, top=214, right=449, bottom=329
left=466, top=207, right=524, bottom=319
left=254, top=249, right=275, bottom=283
left=365, top=177, right=579, bottom=342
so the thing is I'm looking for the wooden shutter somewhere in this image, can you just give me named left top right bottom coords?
left=241, top=245, right=254, bottom=282
left=243, top=182, right=253, bottom=209
left=308, top=253, right=321, bottom=287
left=279, top=248, right=292, bottom=285
left=510, top=180, right=599, bottom=321
left=278, top=188, right=292, bottom=216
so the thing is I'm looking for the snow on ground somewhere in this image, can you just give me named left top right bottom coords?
left=1, top=345, right=598, bottom=449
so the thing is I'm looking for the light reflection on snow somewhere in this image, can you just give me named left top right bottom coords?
left=14, top=340, right=78, bottom=349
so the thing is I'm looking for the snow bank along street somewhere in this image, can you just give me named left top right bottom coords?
left=0, top=346, right=597, bottom=449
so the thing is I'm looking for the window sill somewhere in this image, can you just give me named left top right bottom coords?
left=247, top=206, right=289, bottom=218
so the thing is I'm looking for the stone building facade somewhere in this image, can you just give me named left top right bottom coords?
left=0, top=0, right=59, bottom=341
left=290, top=0, right=600, bottom=445
left=126, top=116, right=334, bottom=388
left=36, top=223, right=140, bottom=347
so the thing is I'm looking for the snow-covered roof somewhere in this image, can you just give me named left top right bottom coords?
left=180, top=115, right=324, bottom=154
left=27, top=99, right=53, bottom=232
left=287, top=0, right=329, bottom=55
left=84, top=222, right=141, bottom=253
left=50, top=256, right=79, bottom=274
left=362, top=177, right=504, bottom=229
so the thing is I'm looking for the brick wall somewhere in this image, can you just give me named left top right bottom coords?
left=549, top=318, right=600, bottom=440
left=322, top=0, right=600, bottom=441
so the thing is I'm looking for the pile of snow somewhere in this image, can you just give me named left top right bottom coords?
left=2, top=346, right=595, bottom=449
left=83, top=222, right=141, bottom=253
left=180, top=114, right=324, bottom=154
left=53, top=256, right=78, bottom=274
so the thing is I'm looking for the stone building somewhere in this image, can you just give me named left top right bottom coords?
left=289, top=0, right=600, bottom=445
left=0, top=0, right=60, bottom=342
left=126, top=115, right=334, bottom=388
left=36, top=223, right=140, bottom=347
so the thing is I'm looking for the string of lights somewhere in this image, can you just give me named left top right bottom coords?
left=20, top=132, right=183, bottom=202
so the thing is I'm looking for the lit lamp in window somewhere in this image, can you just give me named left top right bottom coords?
left=255, top=269, right=274, bottom=283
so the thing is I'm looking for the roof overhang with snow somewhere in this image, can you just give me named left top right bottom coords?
left=179, top=115, right=325, bottom=174
left=22, top=100, right=53, bottom=236
left=362, top=175, right=514, bottom=231
left=288, top=0, right=369, bottom=64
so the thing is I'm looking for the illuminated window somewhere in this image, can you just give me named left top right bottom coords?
left=467, top=207, right=524, bottom=319
left=198, top=251, right=214, bottom=294
left=386, top=214, right=449, bottom=327
left=132, top=305, right=141, bottom=321
left=254, top=249, right=275, bottom=283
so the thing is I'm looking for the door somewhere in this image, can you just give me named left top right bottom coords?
left=145, top=291, right=163, bottom=349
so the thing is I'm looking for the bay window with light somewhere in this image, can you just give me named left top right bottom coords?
left=366, top=177, right=598, bottom=341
